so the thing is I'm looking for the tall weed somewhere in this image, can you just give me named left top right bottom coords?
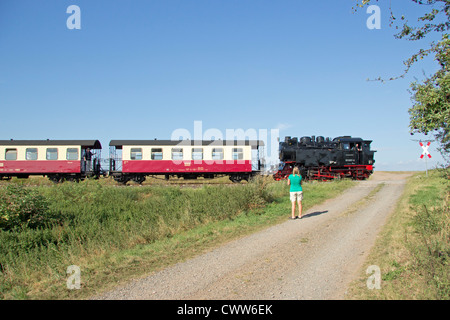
left=409, top=185, right=450, bottom=299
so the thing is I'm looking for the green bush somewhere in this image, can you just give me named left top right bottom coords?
left=0, top=185, right=55, bottom=231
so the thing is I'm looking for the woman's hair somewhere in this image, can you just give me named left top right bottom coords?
left=293, top=167, right=300, bottom=175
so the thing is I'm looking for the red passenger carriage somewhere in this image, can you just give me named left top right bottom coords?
left=109, top=139, right=264, bottom=184
left=0, top=140, right=103, bottom=182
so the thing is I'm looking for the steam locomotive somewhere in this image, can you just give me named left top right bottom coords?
left=273, top=135, right=376, bottom=181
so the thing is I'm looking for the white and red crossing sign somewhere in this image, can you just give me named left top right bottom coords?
left=419, top=141, right=432, bottom=159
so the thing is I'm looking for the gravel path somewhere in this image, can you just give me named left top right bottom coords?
left=93, top=172, right=411, bottom=300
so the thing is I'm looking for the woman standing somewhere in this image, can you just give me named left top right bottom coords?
left=287, top=167, right=303, bottom=219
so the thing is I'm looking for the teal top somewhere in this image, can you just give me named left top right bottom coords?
left=288, top=174, right=302, bottom=192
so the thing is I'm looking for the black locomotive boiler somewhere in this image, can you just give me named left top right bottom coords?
left=273, top=135, right=376, bottom=181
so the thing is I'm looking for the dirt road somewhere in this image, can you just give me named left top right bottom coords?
left=94, top=172, right=411, bottom=300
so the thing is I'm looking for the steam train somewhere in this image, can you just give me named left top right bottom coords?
left=0, top=135, right=374, bottom=184
left=273, top=135, right=376, bottom=181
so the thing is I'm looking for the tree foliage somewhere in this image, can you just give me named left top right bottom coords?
left=409, top=35, right=450, bottom=154
left=354, top=0, right=450, bottom=157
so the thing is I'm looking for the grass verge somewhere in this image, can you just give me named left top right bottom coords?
left=347, top=169, right=450, bottom=300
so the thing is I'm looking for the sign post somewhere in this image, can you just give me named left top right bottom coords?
left=419, top=141, right=432, bottom=177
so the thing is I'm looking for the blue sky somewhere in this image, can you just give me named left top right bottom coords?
left=0, top=0, right=447, bottom=170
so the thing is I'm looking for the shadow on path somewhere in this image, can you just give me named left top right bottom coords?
left=302, top=210, right=328, bottom=219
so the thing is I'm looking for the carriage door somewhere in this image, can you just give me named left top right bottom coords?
left=109, top=145, right=123, bottom=172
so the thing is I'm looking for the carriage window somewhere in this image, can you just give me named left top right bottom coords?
left=232, top=148, right=243, bottom=160
left=171, top=148, right=183, bottom=160
left=26, top=148, right=38, bottom=160
left=66, top=148, right=79, bottom=160
left=192, top=148, right=203, bottom=160
left=151, top=148, right=163, bottom=160
left=342, top=143, right=350, bottom=150
left=212, top=148, right=224, bottom=160
left=5, top=149, right=17, bottom=160
left=46, top=148, right=58, bottom=160
left=130, top=148, right=142, bottom=160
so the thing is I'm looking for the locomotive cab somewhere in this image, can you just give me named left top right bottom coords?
left=334, top=136, right=375, bottom=166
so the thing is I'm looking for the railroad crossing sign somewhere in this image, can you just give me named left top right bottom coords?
left=419, top=141, right=432, bottom=177
left=419, top=141, right=432, bottom=159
